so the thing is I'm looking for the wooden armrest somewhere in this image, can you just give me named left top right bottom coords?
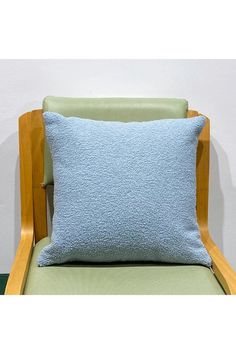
left=201, top=228, right=236, bottom=295
left=5, top=112, right=35, bottom=295
left=4, top=230, right=33, bottom=295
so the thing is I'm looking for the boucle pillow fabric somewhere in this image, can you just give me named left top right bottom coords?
left=38, top=112, right=211, bottom=267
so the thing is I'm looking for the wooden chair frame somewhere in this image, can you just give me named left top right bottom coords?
left=5, top=109, right=236, bottom=295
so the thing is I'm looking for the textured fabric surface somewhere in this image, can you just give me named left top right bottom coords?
left=26, top=238, right=223, bottom=295
left=38, top=112, right=211, bottom=267
left=43, top=97, right=188, bottom=184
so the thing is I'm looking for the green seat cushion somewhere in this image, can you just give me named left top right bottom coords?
left=43, top=97, right=188, bottom=185
left=24, top=238, right=224, bottom=295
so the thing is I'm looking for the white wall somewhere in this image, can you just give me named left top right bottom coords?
left=0, top=59, right=236, bottom=272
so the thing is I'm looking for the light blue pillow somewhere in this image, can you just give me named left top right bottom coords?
left=38, top=112, right=211, bottom=267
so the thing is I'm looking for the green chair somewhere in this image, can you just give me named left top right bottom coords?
left=5, top=97, right=236, bottom=295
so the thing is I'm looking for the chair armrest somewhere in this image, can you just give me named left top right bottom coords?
left=202, top=228, right=236, bottom=295
left=4, top=230, right=33, bottom=295
left=5, top=112, right=35, bottom=295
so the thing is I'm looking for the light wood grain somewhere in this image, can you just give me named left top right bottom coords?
left=31, top=110, right=47, bottom=242
left=5, top=113, right=34, bottom=295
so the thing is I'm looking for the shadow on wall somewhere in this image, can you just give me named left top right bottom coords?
left=0, top=133, right=20, bottom=272
left=15, top=156, right=20, bottom=251
left=209, top=138, right=236, bottom=262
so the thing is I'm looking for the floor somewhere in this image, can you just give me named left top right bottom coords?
left=0, top=274, right=9, bottom=295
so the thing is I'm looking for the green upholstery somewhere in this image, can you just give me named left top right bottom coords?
left=43, top=97, right=188, bottom=184
left=24, top=237, right=225, bottom=295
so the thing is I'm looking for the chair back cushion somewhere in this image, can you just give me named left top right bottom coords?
left=43, top=97, right=188, bottom=184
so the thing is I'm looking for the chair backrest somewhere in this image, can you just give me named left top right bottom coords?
left=43, top=97, right=189, bottom=185
left=19, top=97, right=209, bottom=244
